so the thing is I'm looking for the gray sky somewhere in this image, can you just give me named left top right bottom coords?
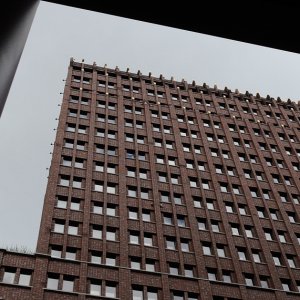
left=1, top=1, right=300, bottom=251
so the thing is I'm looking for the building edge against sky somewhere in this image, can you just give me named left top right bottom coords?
left=1, top=59, right=300, bottom=299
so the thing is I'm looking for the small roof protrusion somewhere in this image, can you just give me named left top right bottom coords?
left=192, top=80, right=196, bottom=86
left=256, top=93, right=260, bottom=98
left=149, top=72, right=152, bottom=77
left=235, top=89, right=239, bottom=94
left=214, top=84, right=218, bottom=90
left=277, top=97, right=282, bottom=103
left=126, top=68, right=129, bottom=72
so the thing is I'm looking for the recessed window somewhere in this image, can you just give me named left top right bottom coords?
left=19, top=270, right=31, bottom=286
left=92, top=225, right=102, bottom=239
left=53, top=220, right=65, bottom=234
left=2, top=268, right=16, bottom=284
left=130, top=232, right=139, bottom=244
left=202, top=243, right=212, bottom=255
left=68, top=222, right=79, bottom=235
left=166, top=238, right=176, bottom=250
left=70, top=198, right=80, bottom=210
left=47, top=274, right=59, bottom=290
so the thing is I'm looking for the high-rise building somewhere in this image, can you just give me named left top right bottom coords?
left=1, top=59, right=300, bottom=299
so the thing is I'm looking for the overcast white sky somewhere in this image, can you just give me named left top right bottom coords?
left=1, top=1, right=300, bottom=251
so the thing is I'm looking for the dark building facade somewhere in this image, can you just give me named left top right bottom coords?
left=1, top=59, right=300, bottom=299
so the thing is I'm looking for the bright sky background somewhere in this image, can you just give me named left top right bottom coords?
left=1, top=1, right=300, bottom=251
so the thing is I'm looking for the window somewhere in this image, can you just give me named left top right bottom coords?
left=130, top=232, right=139, bottom=244
left=198, top=218, right=207, bottom=230
left=256, top=172, right=264, bottom=181
left=70, top=198, right=80, bottom=210
left=105, top=283, right=117, bottom=298
left=47, top=274, right=59, bottom=290
left=59, top=175, right=70, bottom=187
left=184, top=265, right=194, bottom=277
left=245, top=226, right=254, bottom=238
left=174, top=194, right=183, bottom=205
left=62, top=276, right=74, bottom=292
left=106, top=228, right=117, bottom=241
left=206, top=199, right=215, bottom=210
left=56, top=196, right=67, bottom=209
left=223, top=271, right=232, bottom=283
left=50, top=245, right=62, bottom=258
left=198, top=162, right=206, bottom=171
left=272, top=253, right=282, bottom=266
left=128, top=186, right=137, bottom=198
left=169, top=263, right=179, bottom=275
left=130, top=257, right=141, bottom=270
left=94, top=181, right=103, bottom=192
left=189, top=177, right=198, bottom=188
left=217, top=245, right=226, bottom=258
left=90, top=251, right=102, bottom=264
left=257, top=207, right=266, bottom=218
left=65, top=247, right=77, bottom=260
left=269, top=209, right=278, bottom=220
left=264, top=229, right=273, bottom=241
left=163, top=214, right=173, bottom=225
left=225, top=202, right=234, bottom=213
left=233, top=185, right=241, bottom=195
left=278, top=231, right=286, bottom=243
left=244, top=274, right=254, bottom=286
left=19, top=270, right=31, bottom=286
left=68, top=222, right=79, bottom=235
left=72, top=177, right=82, bottom=189
left=244, top=169, right=252, bottom=179
left=202, top=243, right=212, bottom=255
left=107, top=183, right=117, bottom=194
left=177, top=215, right=186, bottom=227
left=2, top=268, right=16, bottom=284
left=202, top=179, right=210, bottom=190
left=141, top=188, right=150, bottom=199
left=92, top=225, right=102, bottom=239
left=90, top=279, right=101, bottom=296
left=145, top=260, right=156, bottom=272
left=239, top=205, right=247, bottom=215
left=172, top=291, right=184, bottom=300
left=106, top=254, right=117, bottom=266
left=193, top=196, right=202, bottom=208
left=156, top=155, right=164, bottom=164
left=54, top=220, right=64, bottom=233
left=281, top=280, right=291, bottom=292
left=142, top=210, right=151, bottom=222
left=288, top=212, right=296, bottom=223
left=161, top=191, right=170, bottom=203
left=287, top=255, right=296, bottom=268
left=207, top=269, right=217, bottom=281
left=181, top=239, right=190, bottom=252
left=231, top=224, right=240, bottom=236
left=252, top=250, right=262, bottom=263
left=144, top=234, right=153, bottom=246
left=92, top=202, right=103, bottom=214
left=211, top=221, right=220, bottom=233
left=250, top=188, right=259, bottom=198
left=237, top=248, right=247, bottom=261
left=166, top=237, right=176, bottom=250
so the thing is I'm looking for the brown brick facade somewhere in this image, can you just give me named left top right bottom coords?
left=1, top=59, right=300, bottom=299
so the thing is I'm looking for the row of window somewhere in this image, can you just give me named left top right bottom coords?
left=52, top=217, right=300, bottom=259
left=71, top=76, right=298, bottom=115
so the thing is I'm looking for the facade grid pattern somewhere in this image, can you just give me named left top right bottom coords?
left=1, top=59, right=300, bottom=299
